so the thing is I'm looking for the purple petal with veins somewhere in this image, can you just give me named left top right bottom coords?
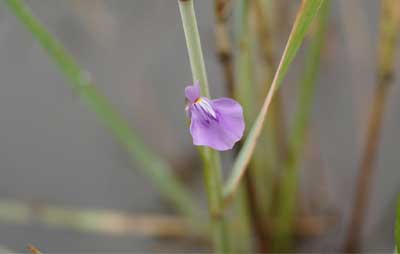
left=185, top=82, right=245, bottom=151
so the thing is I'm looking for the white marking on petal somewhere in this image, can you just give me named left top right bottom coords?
left=196, top=97, right=217, bottom=119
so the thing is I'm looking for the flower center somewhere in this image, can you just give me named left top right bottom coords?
left=193, top=97, right=218, bottom=121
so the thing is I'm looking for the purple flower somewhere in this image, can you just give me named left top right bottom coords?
left=185, top=81, right=245, bottom=151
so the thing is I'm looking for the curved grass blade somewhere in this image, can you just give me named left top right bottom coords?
left=224, top=0, right=325, bottom=200
left=4, top=0, right=200, bottom=221
left=273, top=0, right=331, bottom=249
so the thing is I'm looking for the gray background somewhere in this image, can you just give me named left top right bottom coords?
left=0, top=0, right=398, bottom=252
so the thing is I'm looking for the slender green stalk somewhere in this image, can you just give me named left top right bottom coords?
left=235, top=0, right=273, bottom=251
left=228, top=186, right=253, bottom=252
left=253, top=0, right=291, bottom=171
left=344, top=0, right=400, bottom=251
left=235, top=0, right=254, bottom=120
left=178, top=1, right=229, bottom=253
left=215, top=0, right=252, bottom=251
left=224, top=0, right=325, bottom=202
left=272, top=1, right=330, bottom=250
left=214, top=0, right=235, bottom=97
left=179, top=0, right=210, bottom=97
left=290, top=1, right=329, bottom=153
left=4, top=0, right=200, bottom=221
left=395, top=196, right=400, bottom=254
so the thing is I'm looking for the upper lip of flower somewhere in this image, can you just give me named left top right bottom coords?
left=192, top=97, right=218, bottom=121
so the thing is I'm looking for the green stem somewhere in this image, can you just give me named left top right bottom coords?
left=214, top=0, right=235, bottom=97
left=179, top=0, right=210, bottom=97
left=218, top=0, right=253, bottom=251
left=396, top=196, right=400, bottom=254
left=4, top=0, right=200, bottom=222
left=178, top=1, right=229, bottom=253
left=235, top=0, right=272, bottom=250
left=229, top=186, right=253, bottom=252
left=290, top=1, right=329, bottom=154
left=223, top=0, right=325, bottom=201
left=273, top=0, right=330, bottom=250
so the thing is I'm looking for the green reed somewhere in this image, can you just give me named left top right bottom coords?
left=273, top=0, right=330, bottom=249
left=178, top=1, right=229, bottom=253
left=4, top=0, right=372, bottom=252
left=224, top=0, right=325, bottom=204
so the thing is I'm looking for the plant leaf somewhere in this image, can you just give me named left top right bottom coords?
left=224, top=0, right=325, bottom=200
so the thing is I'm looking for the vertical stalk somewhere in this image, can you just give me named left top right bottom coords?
left=252, top=0, right=291, bottom=196
left=245, top=0, right=287, bottom=252
left=178, top=1, right=229, bottom=253
left=223, top=0, right=325, bottom=202
left=228, top=185, right=253, bottom=252
left=234, top=1, right=271, bottom=250
left=215, top=0, right=235, bottom=97
left=344, top=0, right=400, bottom=251
left=273, top=0, right=330, bottom=250
left=214, top=0, right=253, bottom=251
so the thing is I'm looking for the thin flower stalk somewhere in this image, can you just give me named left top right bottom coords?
left=4, top=0, right=200, bottom=222
left=344, top=0, right=400, bottom=251
left=272, top=0, right=330, bottom=250
left=178, top=1, right=229, bottom=253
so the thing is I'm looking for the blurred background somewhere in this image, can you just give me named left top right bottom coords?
left=0, top=0, right=399, bottom=252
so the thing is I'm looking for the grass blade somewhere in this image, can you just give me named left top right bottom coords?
left=4, top=0, right=200, bottom=221
left=272, top=0, right=330, bottom=249
left=214, top=0, right=235, bottom=97
left=234, top=0, right=269, bottom=250
left=224, top=0, right=325, bottom=200
left=178, top=1, right=229, bottom=253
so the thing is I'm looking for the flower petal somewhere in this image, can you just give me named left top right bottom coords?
left=212, top=97, right=245, bottom=141
left=189, top=97, right=245, bottom=151
left=185, top=80, right=201, bottom=103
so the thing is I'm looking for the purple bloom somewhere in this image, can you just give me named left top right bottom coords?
left=185, top=81, right=245, bottom=151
